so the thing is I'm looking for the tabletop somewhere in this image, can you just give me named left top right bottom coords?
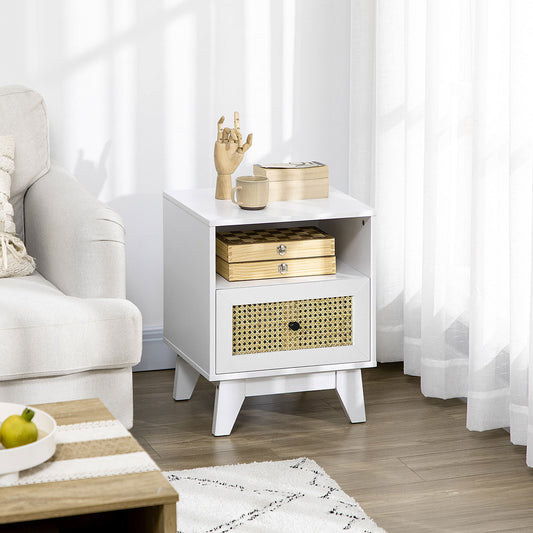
left=163, top=187, right=375, bottom=227
left=0, top=398, right=178, bottom=525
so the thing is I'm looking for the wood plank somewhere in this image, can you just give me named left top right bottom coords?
left=357, top=471, right=533, bottom=533
left=399, top=445, right=528, bottom=481
left=33, top=398, right=114, bottom=425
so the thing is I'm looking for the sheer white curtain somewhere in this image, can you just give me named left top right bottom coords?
left=351, top=0, right=533, bottom=465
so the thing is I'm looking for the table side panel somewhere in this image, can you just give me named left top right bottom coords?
left=126, top=502, right=177, bottom=533
left=163, top=198, right=215, bottom=376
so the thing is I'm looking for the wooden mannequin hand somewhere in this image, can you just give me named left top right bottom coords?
left=214, top=112, right=253, bottom=182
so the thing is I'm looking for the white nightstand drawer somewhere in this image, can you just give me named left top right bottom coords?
left=215, top=274, right=370, bottom=374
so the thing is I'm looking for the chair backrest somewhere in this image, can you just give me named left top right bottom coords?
left=0, top=86, right=50, bottom=237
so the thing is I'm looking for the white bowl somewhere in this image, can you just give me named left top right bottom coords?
left=0, top=402, right=57, bottom=485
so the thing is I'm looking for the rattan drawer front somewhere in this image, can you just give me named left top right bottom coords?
left=215, top=275, right=370, bottom=375
left=232, top=297, right=352, bottom=355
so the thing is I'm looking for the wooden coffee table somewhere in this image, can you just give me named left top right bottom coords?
left=0, top=398, right=178, bottom=532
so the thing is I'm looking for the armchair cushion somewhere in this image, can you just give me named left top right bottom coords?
left=0, top=272, right=141, bottom=381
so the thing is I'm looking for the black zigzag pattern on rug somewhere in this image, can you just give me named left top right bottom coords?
left=290, top=457, right=374, bottom=532
left=166, top=472, right=304, bottom=533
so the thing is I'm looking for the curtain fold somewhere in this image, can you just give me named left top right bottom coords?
left=353, top=0, right=533, bottom=465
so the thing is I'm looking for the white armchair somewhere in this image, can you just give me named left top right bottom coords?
left=0, top=86, right=142, bottom=428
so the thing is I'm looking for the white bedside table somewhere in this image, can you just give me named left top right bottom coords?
left=163, top=187, right=375, bottom=436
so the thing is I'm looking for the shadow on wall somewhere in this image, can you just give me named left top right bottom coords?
left=38, top=0, right=352, bottom=195
left=17, top=0, right=352, bottom=367
left=74, top=140, right=111, bottom=198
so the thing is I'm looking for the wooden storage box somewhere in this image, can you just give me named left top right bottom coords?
left=253, top=162, right=329, bottom=201
left=216, top=226, right=336, bottom=282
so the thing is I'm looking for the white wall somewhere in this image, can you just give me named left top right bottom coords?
left=0, top=0, right=352, bottom=369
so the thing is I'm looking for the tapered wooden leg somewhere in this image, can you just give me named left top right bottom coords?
left=336, top=369, right=366, bottom=423
left=173, top=356, right=199, bottom=401
left=212, top=380, right=246, bottom=436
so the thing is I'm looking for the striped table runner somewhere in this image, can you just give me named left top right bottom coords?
left=2, top=419, right=159, bottom=487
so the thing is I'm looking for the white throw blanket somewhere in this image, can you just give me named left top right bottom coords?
left=0, top=135, right=35, bottom=278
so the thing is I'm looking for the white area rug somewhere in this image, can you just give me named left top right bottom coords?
left=164, top=457, right=386, bottom=533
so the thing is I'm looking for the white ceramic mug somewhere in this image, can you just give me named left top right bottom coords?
left=231, top=176, right=269, bottom=210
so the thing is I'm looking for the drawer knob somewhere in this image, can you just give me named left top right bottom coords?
left=277, top=244, right=287, bottom=256
left=278, top=263, right=289, bottom=274
left=288, top=321, right=301, bottom=331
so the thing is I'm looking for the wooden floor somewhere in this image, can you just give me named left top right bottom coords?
left=131, top=362, right=533, bottom=533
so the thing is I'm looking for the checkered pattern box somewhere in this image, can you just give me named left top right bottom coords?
left=216, top=226, right=336, bottom=282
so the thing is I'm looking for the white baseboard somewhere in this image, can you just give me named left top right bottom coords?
left=134, top=326, right=176, bottom=372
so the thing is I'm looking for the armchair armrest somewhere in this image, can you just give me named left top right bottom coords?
left=24, top=164, right=126, bottom=298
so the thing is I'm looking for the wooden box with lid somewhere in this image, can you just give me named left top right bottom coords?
left=215, top=226, right=336, bottom=282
